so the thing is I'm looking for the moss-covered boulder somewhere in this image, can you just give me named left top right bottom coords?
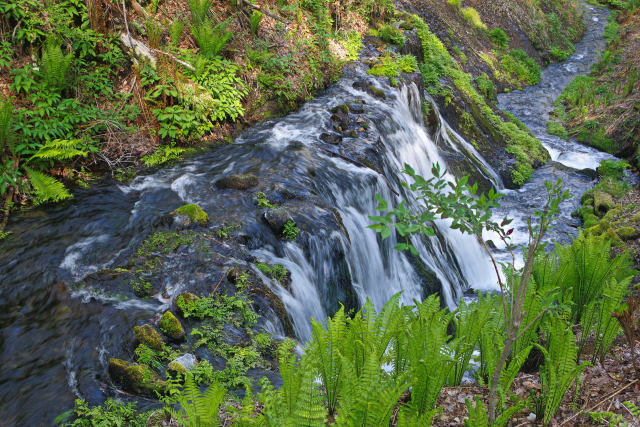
left=215, top=174, right=259, bottom=190
left=263, top=207, right=292, bottom=235
left=133, top=324, right=164, bottom=351
left=170, top=204, right=208, bottom=226
left=593, top=191, right=615, bottom=216
left=108, top=358, right=166, bottom=395
left=158, top=310, right=185, bottom=341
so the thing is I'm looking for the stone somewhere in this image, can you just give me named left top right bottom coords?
left=133, top=324, right=164, bottom=351
left=108, top=358, right=166, bottom=395
left=170, top=203, right=209, bottom=226
left=263, top=207, right=292, bottom=235
left=320, top=132, right=342, bottom=145
left=368, top=85, right=386, bottom=99
left=215, top=174, right=259, bottom=190
left=158, top=310, right=185, bottom=341
left=330, top=104, right=350, bottom=114
left=169, top=353, right=198, bottom=373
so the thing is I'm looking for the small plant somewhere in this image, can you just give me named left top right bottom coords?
left=39, top=38, right=74, bottom=92
left=461, top=7, right=486, bottom=30
left=169, top=19, right=185, bottom=48
left=282, top=219, right=299, bottom=240
left=131, top=277, right=152, bottom=297
left=215, top=223, right=238, bottom=239
left=190, top=20, right=232, bottom=59
left=489, top=28, right=509, bottom=49
left=254, top=191, right=275, bottom=208
left=378, top=24, right=405, bottom=45
left=250, top=10, right=263, bottom=35
left=256, top=262, right=289, bottom=284
left=55, top=398, right=150, bottom=426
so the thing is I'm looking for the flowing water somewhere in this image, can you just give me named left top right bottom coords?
left=0, top=3, right=611, bottom=424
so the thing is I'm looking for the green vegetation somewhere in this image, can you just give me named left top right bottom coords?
left=255, top=262, right=289, bottom=284
left=366, top=54, right=418, bottom=81
left=56, top=399, right=151, bottom=426
left=171, top=204, right=209, bottom=226
left=500, top=49, right=541, bottom=86
left=489, top=28, right=510, bottom=49
left=62, top=165, right=638, bottom=425
left=282, top=219, right=300, bottom=240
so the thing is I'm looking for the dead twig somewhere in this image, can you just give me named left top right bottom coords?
left=560, top=379, right=639, bottom=425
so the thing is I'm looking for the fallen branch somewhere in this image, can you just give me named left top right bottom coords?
left=560, top=379, right=639, bottom=425
left=239, top=0, right=290, bottom=24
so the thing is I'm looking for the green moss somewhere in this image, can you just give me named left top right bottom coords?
left=108, top=358, right=166, bottom=394
left=136, top=231, right=196, bottom=257
left=215, top=174, right=259, bottom=190
left=158, top=311, right=185, bottom=341
left=255, top=262, right=289, bottom=285
left=168, top=360, right=187, bottom=373
left=171, top=203, right=209, bottom=226
left=500, top=49, right=541, bottom=86
left=133, top=324, right=164, bottom=351
left=367, top=54, right=418, bottom=78
left=368, top=86, right=387, bottom=99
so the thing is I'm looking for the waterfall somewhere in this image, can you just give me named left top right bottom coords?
left=252, top=81, right=500, bottom=339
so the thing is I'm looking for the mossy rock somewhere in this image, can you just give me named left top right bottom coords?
left=133, top=324, right=164, bottom=351
left=367, top=85, right=387, bottom=99
left=615, top=226, right=640, bottom=241
left=331, top=104, right=350, bottom=114
left=215, top=174, right=259, bottom=190
left=158, top=311, right=185, bottom=341
left=593, top=191, right=615, bottom=216
left=170, top=204, right=208, bottom=226
left=108, top=358, right=166, bottom=395
left=168, top=360, right=187, bottom=374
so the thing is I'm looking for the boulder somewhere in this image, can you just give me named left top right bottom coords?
left=169, top=353, right=198, bottom=374
left=263, top=207, right=292, bottom=235
left=158, top=311, right=185, bottom=341
left=215, top=174, right=259, bottom=190
left=108, top=358, right=166, bottom=395
left=170, top=204, right=209, bottom=227
left=133, top=324, right=164, bottom=351
left=593, top=191, right=615, bottom=216
left=320, top=132, right=343, bottom=145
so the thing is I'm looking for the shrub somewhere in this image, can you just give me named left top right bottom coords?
left=489, top=28, right=509, bottom=49
left=461, top=7, right=486, bottom=30
left=378, top=24, right=405, bottom=45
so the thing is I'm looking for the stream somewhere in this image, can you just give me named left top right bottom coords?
left=0, top=3, right=611, bottom=424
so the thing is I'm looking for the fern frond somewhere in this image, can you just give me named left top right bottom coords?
left=40, top=39, right=73, bottom=91
left=291, top=359, right=326, bottom=427
left=25, top=167, right=72, bottom=203
left=30, top=139, right=87, bottom=161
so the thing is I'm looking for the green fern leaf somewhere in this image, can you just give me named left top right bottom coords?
left=30, top=139, right=87, bottom=161
left=25, top=167, right=72, bottom=203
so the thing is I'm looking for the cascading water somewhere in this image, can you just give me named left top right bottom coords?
left=0, top=3, right=613, bottom=423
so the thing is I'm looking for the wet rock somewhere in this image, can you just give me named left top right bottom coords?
left=320, top=132, right=342, bottom=145
left=108, top=358, right=166, bottom=395
left=263, top=207, right=292, bottom=235
left=215, top=174, right=259, bottom=190
left=133, top=324, right=164, bottom=351
left=170, top=203, right=209, bottom=227
left=330, top=104, right=350, bottom=114
left=348, top=101, right=365, bottom=114
left=158, top=311, right=185, bottom=341
left=169, top=353, right=198, bottom=373
left=368, top=85, right=387, bottom=99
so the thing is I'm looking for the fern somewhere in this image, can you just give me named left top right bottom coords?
left=404, top=295, right=453, bottom=416
left=309, top=306, right=347, bottom=416
left=24, top=167, right=72, bottom=203
left=190, top=20, right=232, bottom=59
left=40, top=38, right=74, bottom=91
left=0, top=96, right=14, bottom=154
left=169, top=372, right=226, bottom=427
left=464, top=396, right=525, bottom=427
left=189, top=0, right=212, bottom=26
left=250, top=11, right=263, bottom=35
left=30, top=139, right=88, bottom=161
left=449, top=295, right=493, bottom=385
left=579, top=276, right=630, bottom=362
left=335, top=353, right=410, bottom=427
left=537, top=316, right=589, bottom=425
left=291, top=359, right=326, bottom=427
